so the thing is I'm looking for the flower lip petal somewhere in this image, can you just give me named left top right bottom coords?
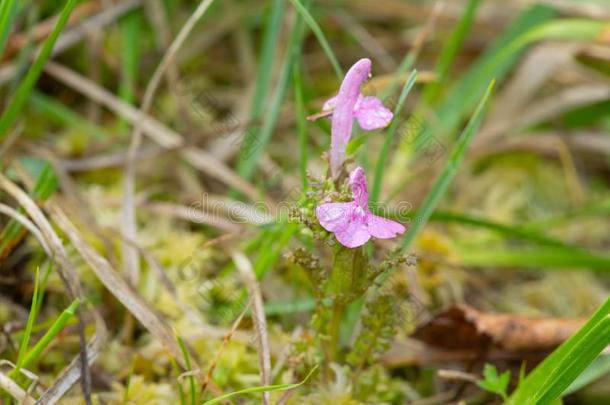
left=354, top=96, right=393, bottom=130
left=367, top=214, right=406, bottom=239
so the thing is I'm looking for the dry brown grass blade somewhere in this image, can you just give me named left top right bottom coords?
left=0, top=174, right=82, bottom=298
left=48, top=204, right=189, bottom=369
left=0, top=371, right=36, bottom=405
left=43, top=61, right=261, bottom=202
left=200, top=300, right=251, bottom=398
left=0, top=202, right=52, bottom=256
left=36, top=310, right=108, bottom=404
left=477, top=84, right=610, bottom=146
left=232, top=252, right=272, bottom=405
left=0, top=173, right=92, bottom=403
left=122, top=0, right=217, bottom=285
left=144, top=201, right=242, bottom=232
left=486, top=43, right=583, bottom=127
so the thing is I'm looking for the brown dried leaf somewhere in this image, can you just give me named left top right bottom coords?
left=412, top=304, right=585, bottom=352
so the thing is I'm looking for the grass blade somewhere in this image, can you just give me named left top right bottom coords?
left=398, top=80, right=496, bottom=253
left=201, top=365, right=318, bottom=405
left=458, top=246, right=610, bottom=272
left=287, top=0, right=342, bottom=79
left=371, top=69, right=418, bottom=203
left=15, top=267, right=41, bottom=370
left=176, top=335, right=197, bottom=405
left=0, top=159, right=59, bottom=257
left=0, top=0, right=79, bottom=139
left=422, top=0, right=481, bottom=104
left=237, top=0, right=309, bottom=179
left=9, top=298, right=81, bottom=379
left=508, top=298, right=610, bottom=404
left=0, top=0, right=17, bottom=58
left=294, top=64, right=309, bottom=188
left=250, top=0, right=285, bottom=122
left=563, top=355, right=610, bottom=395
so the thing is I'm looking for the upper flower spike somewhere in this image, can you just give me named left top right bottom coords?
left=326, top=58, right=393, bottom=178
left=316, top=167, right=405, bottom=248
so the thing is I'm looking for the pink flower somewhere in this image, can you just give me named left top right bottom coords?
left=316, top=167, right=405, bottom=248
left=325, top=58, right=393, bottom=178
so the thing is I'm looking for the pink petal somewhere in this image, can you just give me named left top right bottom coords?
left=316, top=202, right=355, bottom=232
left=367, top=214, right=406, bottom=239
left=322, top=96, right=337, bottom=111
left=316, top=202, right=371, bottom=248
left=348, top=167, right=369, bottom=209
left=354, top=96, right=393, bottom=130
left=334, top=217, right=371, bottom=248
left=330, top=58, right=372, bottom=178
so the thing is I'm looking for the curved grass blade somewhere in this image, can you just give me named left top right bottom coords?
left=508, top=298, right=610, bottom=404
left=201, top=365, right=318, bottom=405
left=288, top=0, right=342, bottom=79
left=0, top=0, right=79, bottom=139
left=371, top=69, right=417, bottom=203
left=398, top=80, right=496, bottom=253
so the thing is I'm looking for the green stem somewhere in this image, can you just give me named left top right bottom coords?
left=327, top=302, right=344, bottom=364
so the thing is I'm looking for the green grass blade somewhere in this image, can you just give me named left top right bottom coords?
left=458, top=246, right=610, bottom=272
left=416, top=13, right=608, bottom=152
left=29, top=91, right=108, bottom=139
left=250, top=0, right=285, bottom=121
left=508, top=298, right=610, bottom=404
left=201, top=365, right=318, bottom=405
left=237, top=1, right=309, bottom=179
left=119, top=9, right=141, bottom=108
left=429, top=211, right=569, bottom=247
left=287, top=0, right=342, bottom=79
left=0, top=0, right=79, bottom=139
left=398, top=80, right=495, bottom=253
left=371, top=69, right=417, bottom=203
left=176, top=335, right=197, bottom=405
left=15, top=266, right=41, bottom=370
left=294, top=64, right=309, bottom=188
left=422, top=0, right=481, bottom=104
left=563, top=355, right=610, bottom=395
left=0, top=0, right=17, bottom=58
left=8, top=298, right=81, bottom=379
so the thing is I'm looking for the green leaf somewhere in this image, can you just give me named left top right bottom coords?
left=201, top=365, right=318, bottom=405
left=0, top=0, right=80, bottom=139
left=477, top=364, right=510, bottom=401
